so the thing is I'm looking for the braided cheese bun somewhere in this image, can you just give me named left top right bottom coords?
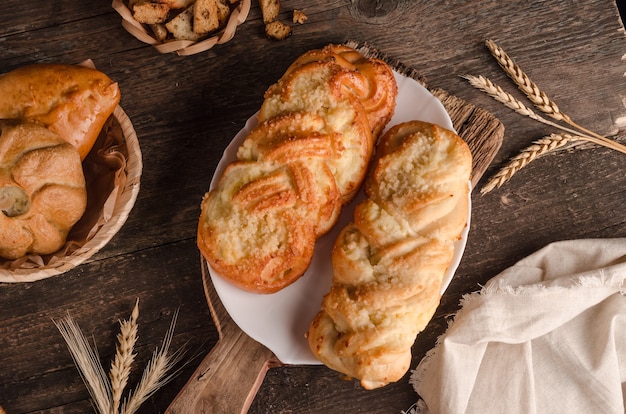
left=307, top=121, right=472, bottom=389
left=198, top=45, right=397, bottom=294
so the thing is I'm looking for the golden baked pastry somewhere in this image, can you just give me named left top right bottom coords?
left=0, top=120, right=87, bottom=260
left=198, top=44, right=397, bottom=293
left=307, top=121, right=472, bottom=389
left=0, top=63, right=120, bottom=160
left=281, top=44, right=398, bottom=138
left=257, top=61, right=375, bottom=204
left=236, top=112, right=342, bottom=236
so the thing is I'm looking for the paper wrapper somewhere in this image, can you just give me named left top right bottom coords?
left=111, top=0, right=251, bottom=56
left=0, top=105, right=142, bottom=283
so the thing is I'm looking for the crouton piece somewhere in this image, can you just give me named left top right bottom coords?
left=132, top=2, right=170, bottom=24
left=264, top=20, right=291, bottom=40
left=259, top=0, right=280, bottom=24
left=165, top=6, right=200, bottom=40
left=216, top=0, right=231, bottom=26
left=149, top=23, right=169, bottom=41
left=293, top=9, right=307, bottom=24
left=194, top=0, right=220, bottom=35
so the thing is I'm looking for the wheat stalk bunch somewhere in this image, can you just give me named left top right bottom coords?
left=53, top=301, right=184, bottom=414
left=466, top=39, right=626, bottom=193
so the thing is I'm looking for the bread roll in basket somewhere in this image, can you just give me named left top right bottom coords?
left=0, top=62, right=142, bottom=282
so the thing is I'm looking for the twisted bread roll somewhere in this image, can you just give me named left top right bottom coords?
left=0, top=120, right=87, bottom=260
left=307, top=121, right=472, bottom=389
left=198, top=44, right=397, bottom=293
left=278, top=44, right=397, bottom=138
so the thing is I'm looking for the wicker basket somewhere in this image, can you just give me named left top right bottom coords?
left=0, top=105, right=142, bottom=283
left=112, top=0, right=251, bottom=56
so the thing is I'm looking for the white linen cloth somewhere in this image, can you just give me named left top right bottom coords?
left=410, top=238, right=626, bottom=414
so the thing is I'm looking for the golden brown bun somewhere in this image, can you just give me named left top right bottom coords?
left=281, top=44, right=398, bottom=138
left=307, top=121, right=472, bottom=389
left=198, top=44, right=397, bottom=293
left=237, top=112, right=342, bottom=236
left=197, top=161, right=318, bottom=293
left=0, top=63, right=120, bottom=160
left=0, top=120, right=87, bottom=260
left=258, top=61, right=375, bottom=204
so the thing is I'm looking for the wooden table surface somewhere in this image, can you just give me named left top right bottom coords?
left=1, top=1, right=626, bottom=413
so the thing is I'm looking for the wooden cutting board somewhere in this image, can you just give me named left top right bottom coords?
left=166, top=43, right=505, bottom=414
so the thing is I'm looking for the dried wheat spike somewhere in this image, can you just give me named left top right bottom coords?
left=481, top=134, right=583, bottom=194
left=485, top=39, right=572, bottom=123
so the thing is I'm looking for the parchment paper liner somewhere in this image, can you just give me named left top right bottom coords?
left=0, top=105, right=142, bottom=282
left=111, top=0, right=251, bottom=56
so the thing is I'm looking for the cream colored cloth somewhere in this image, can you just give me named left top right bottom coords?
left=410, top=238, right=626, bottom=414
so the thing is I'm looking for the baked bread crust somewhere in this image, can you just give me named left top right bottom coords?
left=282, top=44, right=398, bottom=138
left=307, top=121, right=472, bottom=389
left=258, top=61, right=375, bottom=203
left=198, top=44, right=397, bottom=293
left=0, top=120, right=87, bottom=260
left=237, top=112, right=342, bottom=236
left=0, top=63, right=120, bottom=160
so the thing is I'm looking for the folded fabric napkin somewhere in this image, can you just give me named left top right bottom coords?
left=410, top=238, right=626, bottom=414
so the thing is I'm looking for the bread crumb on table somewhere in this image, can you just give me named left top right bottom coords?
left=293, top=9, right=307, bottom=24
left=265, top=20, right=292, bottom=40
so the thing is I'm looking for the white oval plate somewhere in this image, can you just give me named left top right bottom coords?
left=208, top=71, right=471, bottom=365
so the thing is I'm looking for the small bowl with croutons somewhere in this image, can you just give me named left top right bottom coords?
left=112, top=0, right=251, bottom=56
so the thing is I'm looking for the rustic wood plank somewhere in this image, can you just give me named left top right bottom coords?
left=166, top=256, right=278, bottom=414
left=0, top=1, right=624, bottom=413
left=0, top=239, right=218, bottom=414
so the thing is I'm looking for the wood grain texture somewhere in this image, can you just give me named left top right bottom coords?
left=166, top=257, right=278, bottom=414
left=0, top=1, right=625, bottom=413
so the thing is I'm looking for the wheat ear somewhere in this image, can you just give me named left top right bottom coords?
left=54, top=315, right=112, bottom=414
left=481, top=133, right=584, bottom=194
left=462, top=75, right=579, bottom=130
left=465, top=74, right=626, bottom=154
left=109, top=299, right=139, bottom=414
left=485, top=39, right=571, bottom=123
left=485, top=39, right=626, bottom=153
left=121, top=309, right=185, bottom=414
